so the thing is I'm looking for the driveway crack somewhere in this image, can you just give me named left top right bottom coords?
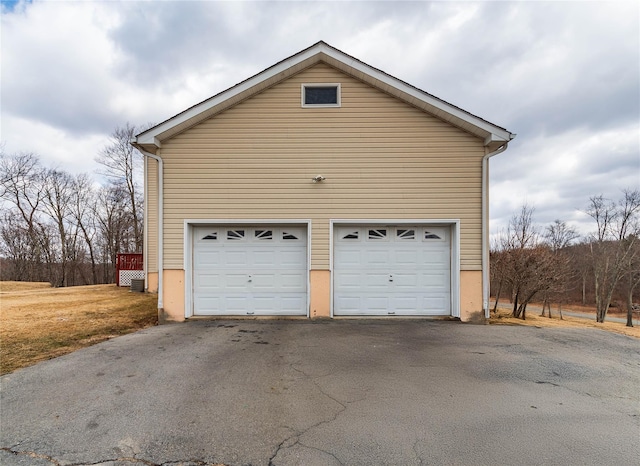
left=297, top=441, right=344, bottom=465
left=1, top=447, right=60, bottom=465
left=265, top=364, right=348, bottom=464
left=0, top=448, right=218, bottom=466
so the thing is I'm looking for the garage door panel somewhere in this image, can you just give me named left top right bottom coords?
left=194, top=273, right=222, bottom=291
left=193, top=296, right=222, bottom=314
left=423, top=296, right=448, bottom=311
left=252, top=296, right=277, bottom=310
left=195, top=251, right=221, bottom=267
left=334, top=296, right=362, bottom=314
left=251, top=273, right=277, bottom=290
left=280, top=272, right=306, bottom=290
left=393, top=273, right=418, bottom=288
left=364, top=273, right=391, bottom=289
left=280, top=295, right=307, bottom=312
left=254, top=250, right=276, bottom=266
left=225, top=251, right=249, bottom=267
left=338, top=250, right=361, bottom=267
left=365, top=296, right=390, bottom=311
left=395, top=250, right=419, bottom=266
left=422, top=250, right=448, bottom=265
left=334, top=272, right=361, bottom=289
left=366, top=250, right=390, bottom=266
left=225, top=274, right=251, bottom=291
left=193, top=226, right=307, bottom=316
left=392, top=296, right=419, bottom=311
left=281, top=249, right=306, bottom=266
left=421, top=272, right=448, bottom=288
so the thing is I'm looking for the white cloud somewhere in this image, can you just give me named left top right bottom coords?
left=1, top=116, right=106, bottom=174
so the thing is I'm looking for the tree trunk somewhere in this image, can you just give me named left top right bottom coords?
left=492, top=281, right=502, bottom=314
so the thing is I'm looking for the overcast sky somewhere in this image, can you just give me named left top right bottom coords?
left=1, top=0, right=638, bottom=237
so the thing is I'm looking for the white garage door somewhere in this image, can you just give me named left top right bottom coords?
left=193, top=226, right=307, bottom=316
left=334, top=225, right=451, bottom=316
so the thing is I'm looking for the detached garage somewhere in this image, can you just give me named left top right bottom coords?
left=132, top=41, right=514, bottom=323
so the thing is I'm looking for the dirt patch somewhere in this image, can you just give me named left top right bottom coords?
left=490, top=305, right=640, bottom=339
left=1, top=282, right=158, bottom=375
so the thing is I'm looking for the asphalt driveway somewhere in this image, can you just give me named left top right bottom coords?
left=1, top=320, right=638, bottom=466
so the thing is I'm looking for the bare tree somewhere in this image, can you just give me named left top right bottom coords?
left=545, top=220, right=579, bottom=252
left=71, top=174, right=99, bottom=284
left=95, top=123, right=143, bottom=252
left=0, top=152, right=49, bottom=281
left=586, top=190, right=640, bottom=323
left=541, top=220, right=579, bottom=317
left=41, top=169, right=75, bottom=286
left=490, top=205, right=573, bottom=320
left=94, top=184, right=133, bottom=283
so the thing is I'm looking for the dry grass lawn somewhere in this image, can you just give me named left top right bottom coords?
left=1, top=281, right=157, bottom=375
left=490, top=304, right=640, bottom=339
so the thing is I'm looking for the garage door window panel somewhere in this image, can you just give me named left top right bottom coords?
left=397, top=229, right=416, bottom=240
left=227, top=230, right=245, bottom=241
left=255, top=230, right=273, bottom=240
left=368, top=229, right=388, bottom=241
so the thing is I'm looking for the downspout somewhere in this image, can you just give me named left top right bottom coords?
left=135, top=146, right=164, bottom=312
left=482, top=142, right=509, bottom=319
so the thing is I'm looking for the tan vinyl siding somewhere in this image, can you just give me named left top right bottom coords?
left=154, top=62, right=484, bottom=270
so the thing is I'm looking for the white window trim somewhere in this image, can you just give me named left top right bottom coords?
left=329, top=219, right=461, bottom=319
left=301, top=83, right=341, bottom=108
left=183, top=219, right=312, bottom=319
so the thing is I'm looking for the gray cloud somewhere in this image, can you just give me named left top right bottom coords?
left=1, top=0, right=638, bottom=236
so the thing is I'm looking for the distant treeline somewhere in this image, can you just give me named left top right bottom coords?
left=491, top=191, right=640, bottom=326
left=0, top=124, right=143, bottom=287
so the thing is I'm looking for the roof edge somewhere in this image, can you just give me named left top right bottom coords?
left=134, top=41, right=514, bottom=148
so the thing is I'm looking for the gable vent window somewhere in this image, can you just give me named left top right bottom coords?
left=302, top=84, right=341, bottom=108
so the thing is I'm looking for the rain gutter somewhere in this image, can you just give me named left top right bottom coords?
left=132, top=144, right=164, bottom=311
left=482, top=141, right=510, bottom=318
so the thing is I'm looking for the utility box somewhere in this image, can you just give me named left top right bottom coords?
left=130, top=279, right=145, bottom=293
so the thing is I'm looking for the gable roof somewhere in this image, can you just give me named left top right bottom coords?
left=132, top=41, right=515, bottom=154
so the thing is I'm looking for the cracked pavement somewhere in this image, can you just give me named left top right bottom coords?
left=1, top=320, right=639, bottom=465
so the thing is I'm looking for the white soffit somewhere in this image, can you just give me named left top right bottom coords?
left=133, top=41, right=514, bottom=149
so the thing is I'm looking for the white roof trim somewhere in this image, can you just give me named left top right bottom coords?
left=134, top=41, right=514, bottom=148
